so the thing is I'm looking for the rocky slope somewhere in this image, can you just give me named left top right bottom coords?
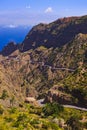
left=0, top=15, right=87, bottom=108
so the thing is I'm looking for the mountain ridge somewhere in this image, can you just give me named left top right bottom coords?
left=20, top=15, right=87, bottom=52
left=1, top=15, right=87, bottom=56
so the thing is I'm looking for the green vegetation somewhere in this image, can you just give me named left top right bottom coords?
left=42, top=102, right=64, bottom=117
left=62, top=67, right=87, bottom=106
left=0, top=90, right=8, bottom=100
left=0, top=102, right=87, bottom=130
left=0, top=105, right=4, bottom=114
left=0, top=104, right=62, bottom=130
left=66, top=115, right=82, bottom=130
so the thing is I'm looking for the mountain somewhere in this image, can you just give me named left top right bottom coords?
left=0, top=34, right=86, bottom=108
left=0, top=15, right=87, bottom=109
left=1, top=15, right=87, bottom=55
left=20, top=15, right=87, bottom=52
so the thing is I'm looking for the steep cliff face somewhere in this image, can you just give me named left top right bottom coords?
left=21, top=15, right=87, bottom=52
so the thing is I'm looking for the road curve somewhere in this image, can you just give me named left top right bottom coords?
left=37, top=99, right=87, bottom=111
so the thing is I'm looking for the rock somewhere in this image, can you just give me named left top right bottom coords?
left=25, top=97, right=39, bottom=106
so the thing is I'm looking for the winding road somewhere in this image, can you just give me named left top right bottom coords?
left=29, top=60, right=75, bottom=72
left=29, top=60, right=87, bottom=111
left=37, top=99, right=87, bottom=111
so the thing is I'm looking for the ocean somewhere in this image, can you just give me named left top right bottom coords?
left=0, top=26, right=31, bottom=50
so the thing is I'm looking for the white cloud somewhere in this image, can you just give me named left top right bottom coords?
left=4, top=24, right=18, bottom=28
left=26, top=5, right=31, bottom=9
left=45, top=7, right=53, bottom=13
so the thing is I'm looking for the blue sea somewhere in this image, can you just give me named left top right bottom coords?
left=0, top=26, right=31, bottom=50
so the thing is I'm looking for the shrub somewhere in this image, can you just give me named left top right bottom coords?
left=4, top=117, right=14, bottom=122
left=42, top=102, right=64, bottom=117
left=42, top=121, right=60, bottom=130
left=66, top=115, right=82, bottom=130
left=9, top=107, right=17, bottom=114
left=0, top=90, right=8, bottom=100
left=13, top=113, right=28, bottom=128
left=0, top=105, right=4, bottom=114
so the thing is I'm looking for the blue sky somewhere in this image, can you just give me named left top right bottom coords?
left=0, top=0, right=87, bottom=26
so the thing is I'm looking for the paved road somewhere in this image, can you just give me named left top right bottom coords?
left=63, top=105, right=87, bottom=111
left=29, top=60, right=75, bottom=72
left=37, top=99, right=45, bottom=107
left=37, top=99, right=87, bottom=111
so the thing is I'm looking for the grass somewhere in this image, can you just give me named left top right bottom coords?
left=0, top=101, right=87, bottom=130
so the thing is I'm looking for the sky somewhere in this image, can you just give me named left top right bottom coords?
left=0, top=0, right=87, bottom=26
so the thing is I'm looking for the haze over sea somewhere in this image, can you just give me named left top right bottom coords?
left=0, top=26, right=31, bottom=50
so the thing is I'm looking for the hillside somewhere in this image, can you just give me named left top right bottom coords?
left=0, top=34, right=87, bottom=130
left=0, top=33, right=86, bottom=108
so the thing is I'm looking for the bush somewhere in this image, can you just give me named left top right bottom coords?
left=0, top=105, right=4, bottom=114
left=9, top=107, right=17, bottom=114
left=42, top=121, right=60, bottom=130
left=0, top=90, right=8, bottom=100
left=42, top=102, right=64, bottom=117
left=66, top=115, right=82, bottom=130
left=4, top=117, right=14, bottom=122
left=13, top=113, right=28, bottom=128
